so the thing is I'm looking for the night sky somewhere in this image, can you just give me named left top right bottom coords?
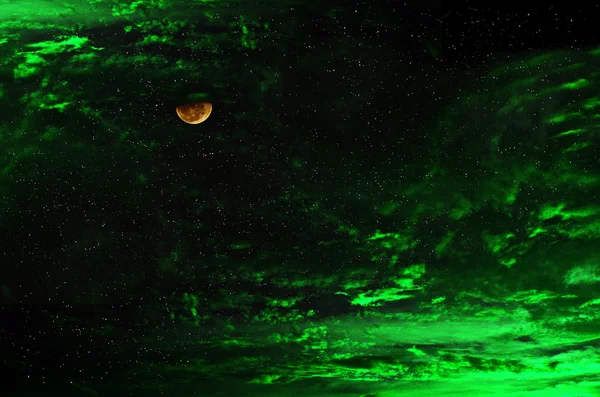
left=2, top=1, right=600, bottom=396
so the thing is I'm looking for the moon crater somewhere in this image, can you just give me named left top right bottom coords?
left=176, top=102, right=212, bottom=124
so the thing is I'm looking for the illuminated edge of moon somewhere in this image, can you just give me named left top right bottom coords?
left=176, top=103, right=212, bottom=125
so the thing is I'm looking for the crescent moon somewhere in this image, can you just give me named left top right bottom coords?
left=176, top=102, right=213, bottom=124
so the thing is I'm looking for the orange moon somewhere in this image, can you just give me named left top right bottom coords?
left=176, top=102, right=212, bottom=124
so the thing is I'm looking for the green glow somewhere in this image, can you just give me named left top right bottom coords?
left=377, top=201, right=398, bottom=216
left=483, top=232, right=514, bottom=253
left=231, top=241, right=252, bottom=250
left=527, top=227, right=546, bottom=238
left=407, top=346, right=427, bottom=357
left=539, top=203, right=600, bottom=221
left=560, top=78, right=589, bottom=90
left=367, top=230, right=398, bottom=240
left=554, top=128, right=585, bottom=137
left=546, top=112, right=582, bottom=123
left=238, top=15, right=257, bottom=49
left=188, top=92, right=209, bottom=101
left=1, top=4, right=599, bottom=397
left=582, top=97, right=600, bottom=109
left=435, top=231, right=454, bottom=257
left=26, top=36, right=90, bottom=54
left=580, top=298, right=600, bottom=308
left=565, top=264, right=600, bottom=285
left=564, top=141, right=592, bottom=152
left=140, top=34, right=172, bottom=44
left=351, top=288, right=415, bottom=306
left=500, top=258, right=517, bottom=268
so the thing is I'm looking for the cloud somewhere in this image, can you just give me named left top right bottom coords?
left=565, top=263, right=600, bottom=285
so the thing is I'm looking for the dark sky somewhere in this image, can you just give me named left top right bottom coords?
left=1, top=1, right=600, bottom=396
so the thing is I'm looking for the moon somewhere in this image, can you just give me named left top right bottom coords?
left=176, top=102, right=212, bottom=124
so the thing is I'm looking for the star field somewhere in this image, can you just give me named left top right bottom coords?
left=1, top=1, right=600, bottom=396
